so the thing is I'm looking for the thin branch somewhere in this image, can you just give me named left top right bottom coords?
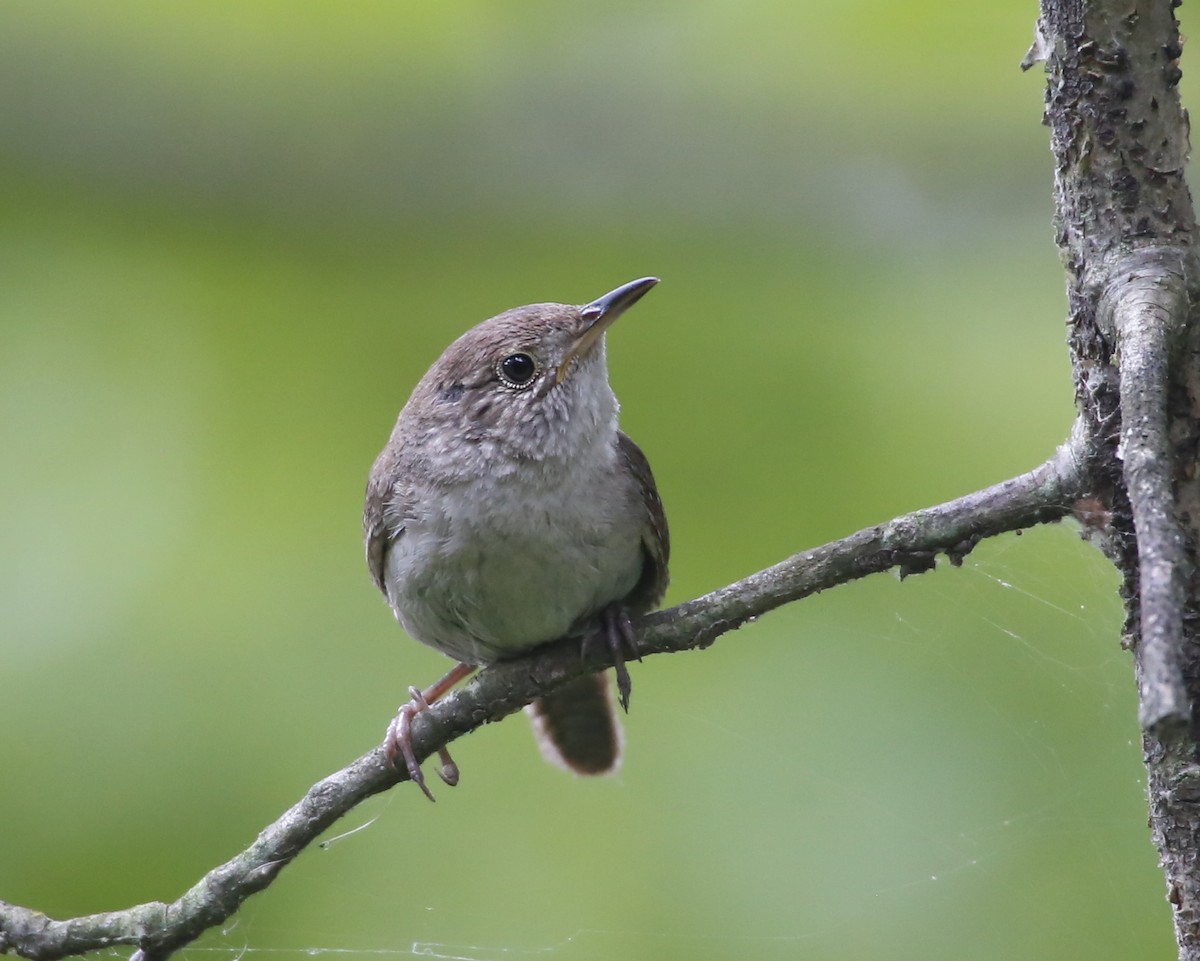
left=1105, top=250, right=1192, bottom=732
left=0, top=427, right=1091, bottom=961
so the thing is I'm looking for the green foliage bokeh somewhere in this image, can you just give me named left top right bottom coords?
left=0, top=3, right=1183, bottom=959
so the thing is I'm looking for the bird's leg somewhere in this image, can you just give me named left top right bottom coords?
left=385, top=661, right=477, bottom=801
left=584, top=604, right=641, bottom=712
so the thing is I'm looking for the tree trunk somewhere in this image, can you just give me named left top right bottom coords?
left=1035, top=0, right=1200, bottom=956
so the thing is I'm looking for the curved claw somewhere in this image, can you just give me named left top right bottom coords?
left=382, top=663, right=477, bottom=801
left=436, top=748, right=460, bottom=786
left=386, top=698, right=437, bottom=802
left=582, top=604, right=639, bottom=712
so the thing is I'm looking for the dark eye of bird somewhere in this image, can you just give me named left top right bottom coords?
left=497, top=352, right=538, bottom=389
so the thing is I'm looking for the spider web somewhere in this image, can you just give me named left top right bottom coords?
left=98, top=525, right=1164, bottom=961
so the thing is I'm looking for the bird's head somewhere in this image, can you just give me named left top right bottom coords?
left=403, top=277, right=659, bottom=465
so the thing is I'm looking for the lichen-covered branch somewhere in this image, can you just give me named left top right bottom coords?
left=0, top=429, right=1090, bottom=961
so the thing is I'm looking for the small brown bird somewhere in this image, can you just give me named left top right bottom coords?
left=364, top=278, right=669, bottom=798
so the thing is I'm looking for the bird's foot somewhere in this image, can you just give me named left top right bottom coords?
left=384, top=662, right=476, bottom=801
left=584, top=604, right=641, bottom=712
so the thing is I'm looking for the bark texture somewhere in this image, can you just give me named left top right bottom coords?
left=1033, top=0, right=1200, bottom=955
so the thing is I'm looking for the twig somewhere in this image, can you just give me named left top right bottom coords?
left=0, top=427, right=1090, bottom=961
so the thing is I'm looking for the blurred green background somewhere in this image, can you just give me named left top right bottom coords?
left=0, top=2, right=1182, bottom=959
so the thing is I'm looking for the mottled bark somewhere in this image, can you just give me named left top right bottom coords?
left=1030, top=0, right=1200, bottom=956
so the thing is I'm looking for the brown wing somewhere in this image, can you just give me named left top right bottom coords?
left=363, top=443, right=404, bottom=595
left=616, top=431, right=670, bottom=613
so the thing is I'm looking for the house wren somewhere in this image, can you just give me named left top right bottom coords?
left=364, top=277, right=669, bottom=799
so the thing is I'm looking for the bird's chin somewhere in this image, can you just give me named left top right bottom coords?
left=558, top=340, right=607, bottom=387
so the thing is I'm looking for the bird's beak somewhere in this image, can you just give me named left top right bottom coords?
left=557, top=276, right=659, bottom=385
